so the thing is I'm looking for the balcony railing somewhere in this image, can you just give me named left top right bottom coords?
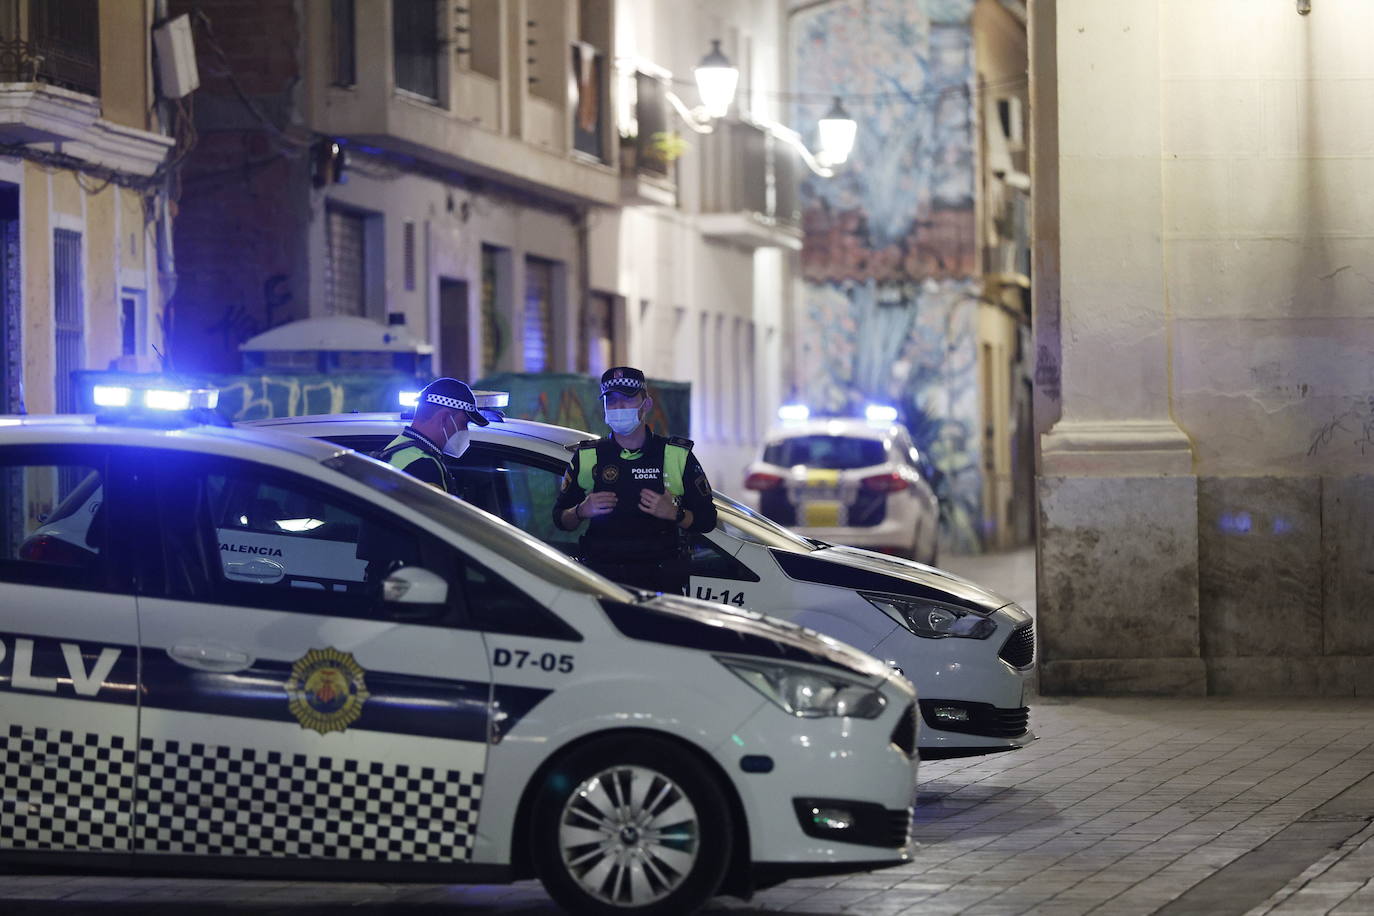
left=700, top=118, right=801, bottom=230
left=620, top=68, right=671, bottom=179
left=0, top=36, right=99, bottom=97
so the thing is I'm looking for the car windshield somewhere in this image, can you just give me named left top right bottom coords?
left=712, top=491, right=814, bottom=553
left=323, top=450, right=634, bottom=602
left=762, top=435, right=885, bottom=469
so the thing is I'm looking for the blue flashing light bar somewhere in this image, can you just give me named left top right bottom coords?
left=91, top=385, right=219, bottom=413
left=865, top=404, right=898, bottom=424
left=398, top=390, right=420, bottom=408
left=92, top=385, right=131, bottom=408
left=778, top=403, right=810, bottom=422
left=145, top=389, right=191, bottom=411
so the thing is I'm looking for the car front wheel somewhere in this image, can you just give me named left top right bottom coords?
left=530, top=734, right=733, bottom=915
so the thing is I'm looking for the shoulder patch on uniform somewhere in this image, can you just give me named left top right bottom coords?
left=695, top=474, right=711, bottom=498
left=668, top=436, right=694, bottom=449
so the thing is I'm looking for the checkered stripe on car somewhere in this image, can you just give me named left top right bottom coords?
left=137, top=738, right=483, bottom=861
left=0, top=724, right=137, bottom=851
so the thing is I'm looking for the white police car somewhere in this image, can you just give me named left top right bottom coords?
left=246, top=402, right=1034, bottom=758
left=743, top=406, right=942, bottom=564
left=0, top=389, right=918, bottom=915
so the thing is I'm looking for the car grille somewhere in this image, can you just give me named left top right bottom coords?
left=999, top=620, right=1035, bottom=668
left=919, top=700, right=1029, bottom=738
left=890, top=703, right=917, bottom=757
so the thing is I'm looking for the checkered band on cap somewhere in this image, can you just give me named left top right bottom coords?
left=600, top=376, right=645, bottom=394
left=424, top=393, right=478, bottom=412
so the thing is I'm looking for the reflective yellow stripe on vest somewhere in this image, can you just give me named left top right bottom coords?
left=663, top=443, right=688, bottom=497
left=576, top=449, right=595, bottom=492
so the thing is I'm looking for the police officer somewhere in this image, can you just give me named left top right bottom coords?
left=552, top=366, right=717, bottom=594
left=376, top=377, right=489, bottom=493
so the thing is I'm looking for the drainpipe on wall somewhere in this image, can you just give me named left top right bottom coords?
left=575, top=204, right=590, bottom=370
left=153, top=0, right=178, bottom=372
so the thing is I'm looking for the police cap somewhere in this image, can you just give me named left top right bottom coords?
left=599, top=366, right=647, bottom=398
left=419, top=378, right=490, bottom=426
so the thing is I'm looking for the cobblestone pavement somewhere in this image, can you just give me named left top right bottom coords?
left=6, top=551, right=1374, bottom=915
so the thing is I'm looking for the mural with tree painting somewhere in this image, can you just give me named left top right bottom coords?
left=791, top=0, right=984, bottom=550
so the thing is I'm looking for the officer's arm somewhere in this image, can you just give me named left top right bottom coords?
left=680, top=455, right=718, bottom=532
left=406, top=458, right=446, bottom=490
left=552, top=454, right=588, bottom=531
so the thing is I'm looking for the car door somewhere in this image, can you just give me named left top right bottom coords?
left=128, top=450, right=492, bottom=865
left=0, top=444, right=139, bottom=857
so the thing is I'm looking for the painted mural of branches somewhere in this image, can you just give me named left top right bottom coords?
left=792, top=0, right=984, bottom=550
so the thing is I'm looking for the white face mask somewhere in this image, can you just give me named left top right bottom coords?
left=605, top=406, right=642, bottom=436
left=441, top=416, right=471, bottom=459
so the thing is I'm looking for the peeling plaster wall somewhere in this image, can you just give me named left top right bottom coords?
left=1040, top=0, right=1374, bottom=696
left=1164, top=0, right=1374, bottom=476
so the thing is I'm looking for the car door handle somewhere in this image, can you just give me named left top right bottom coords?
left=168, top=643, right=252, bottom=672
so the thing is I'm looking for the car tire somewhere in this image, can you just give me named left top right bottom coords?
left=530, top=734, right=733, bottom=916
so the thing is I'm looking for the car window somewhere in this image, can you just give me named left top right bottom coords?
left=448, top=445, right=579, bottom=556
left=762, top=435, right=885, bottom=469
left=686, top=533, right=761, bottom=582
left=0, top=445, right=116, bottom=591
left=146, top=454, right=448, bottom=622
left=322, top=450, right=633, bottom=602
left=462, top=557, right=581, bottom=640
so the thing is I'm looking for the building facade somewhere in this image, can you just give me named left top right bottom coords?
left=1034, top=0, right=1374, bottom=695
left=168, top=0, right=798, bottom=488
left=0, top=0, right=175, bottom=418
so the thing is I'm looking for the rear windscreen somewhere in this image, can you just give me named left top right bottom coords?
left=762, top=436, right=885, bottom=470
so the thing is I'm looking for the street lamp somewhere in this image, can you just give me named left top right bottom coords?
left=816, top=96, right=857, bottom=167
left=693, top=40, right=739, bottom=119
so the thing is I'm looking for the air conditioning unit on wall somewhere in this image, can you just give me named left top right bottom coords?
left=153, top=14, right=200, bottom=99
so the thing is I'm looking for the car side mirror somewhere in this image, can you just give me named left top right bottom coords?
left=383, top=566, right=449, bottom=606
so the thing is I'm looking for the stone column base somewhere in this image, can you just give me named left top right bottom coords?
left=1038, top=473, right=1200, bottom=696
left=1041, top=658, right=1206, bottom=696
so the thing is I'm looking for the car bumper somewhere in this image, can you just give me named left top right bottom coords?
left=873, top=615, right=1035, bottom=754
left=718, top=697, right=918, bottom=866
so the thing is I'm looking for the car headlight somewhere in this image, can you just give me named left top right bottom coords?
left=862, top=592, right=997, bottom=640
left=717, top=656, right=887, bottom=719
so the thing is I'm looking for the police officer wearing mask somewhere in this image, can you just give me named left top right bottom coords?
left=552, top=367, right=717, bottom=594
left=376, top=377, right=489, bottom=493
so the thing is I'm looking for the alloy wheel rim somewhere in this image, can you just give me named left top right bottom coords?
left=558, top=764, right=701, bottom=906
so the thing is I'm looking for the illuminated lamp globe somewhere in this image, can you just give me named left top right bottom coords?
left=694, top=39, right=739, bottom=119
left=817, top=96, right=857, bottom=167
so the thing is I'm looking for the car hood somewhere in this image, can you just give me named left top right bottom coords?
left=770, top=544, right=1013, bottom=614
left=599, top=593, right=893, bottom=683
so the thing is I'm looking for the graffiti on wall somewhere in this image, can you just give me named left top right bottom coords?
left=791, top=0, right=984, bottom=550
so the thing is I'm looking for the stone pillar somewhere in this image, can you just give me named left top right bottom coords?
left=1035, top=0, right=1202, bottom=695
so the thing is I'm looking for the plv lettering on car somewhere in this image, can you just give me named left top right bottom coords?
left=0, top=635, right=122, bottom=697
left=492, top=647, right=574, bottom=673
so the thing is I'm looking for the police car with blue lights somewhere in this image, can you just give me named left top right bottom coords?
left=742, top=404, right=942, bottom=565
left=247, top=393, right=1035, bottom=758
left=0, top=385, right=919, bottom=915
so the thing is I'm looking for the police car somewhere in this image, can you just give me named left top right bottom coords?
left=246, top=401, right=1034, bottom=758
left=0, top=388, right=919, bottom=915
left=743, top=406, right=942, bottom=564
